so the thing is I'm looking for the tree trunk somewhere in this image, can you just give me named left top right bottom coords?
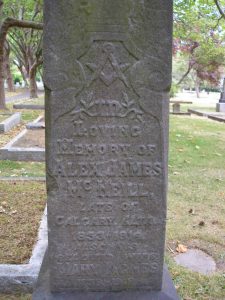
left=5, top=63, right=15, bottom=92
left=29, top=68, right=38, bottom=98
left=3, top=41, right=14, bottom=92
left=195, top=79, right=200, bottom=98
left=0, top=52, right=6, bottom=109
left=29, top=59, right=43, bottom=98
left=18, top=65, right=29, bottom=88
left=4, top=46, right=15, bottom=92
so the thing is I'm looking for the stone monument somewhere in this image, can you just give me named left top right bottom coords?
left=217, top=78, right=225, bottom=112
left=33, top=0, right=179, bottom=299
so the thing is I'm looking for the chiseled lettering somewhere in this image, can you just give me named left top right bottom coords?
left=137, top=144, right=156, bottom=156
left=74, top=229, right=144, bottom=242
left=54, top=160, right=162, bottom=178
left=55, top=216, right=115, bottom=226
left=80, top=202, right=113, bottom=213
left=73, top=121, right=142, bottom=138
left=97, top=181, right=149, bottom=198
left=110, top=263, right=155, bottom=275
left=57, top=141, right=157, bottom=156
left=122, top=215, right=165, bottom=226
left=58, top=263, right=96, bottom=276
left=57, top=178, right=150, bottom=198
left=57, top=140, right=157, bottom=157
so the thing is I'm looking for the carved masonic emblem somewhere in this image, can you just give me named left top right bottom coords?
left=72, top=91, right=143, bottom=122
left=86, top=43, right=131, bottom=87
left=68, top=40, right=144, bottom=124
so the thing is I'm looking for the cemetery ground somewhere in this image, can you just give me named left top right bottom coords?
left=0, top=97, right=224, bottom=299
left=171, top=91, right=220, bottom=113
left=5, top=89, right=25, bottom=99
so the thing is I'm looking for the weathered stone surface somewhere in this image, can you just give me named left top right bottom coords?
left=174, top=249, right=216, bottom=275
left=216, top=103, right=225, bottom=112
left=44, top=0, right=173, bottom=293
left=33, top=253, right=179, bottom=300
left=0, top=112, right=21, bottom=133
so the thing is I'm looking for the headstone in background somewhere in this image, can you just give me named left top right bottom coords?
left=217, top=77, right=225, bottom=112
left=33, top=0, right=179, bottom=299
left=172, top=103, right=181, bottom=113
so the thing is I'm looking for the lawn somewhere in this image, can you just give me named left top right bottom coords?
left=167, top=115, right=225, bottom=300
left=182, top=104, right=216, bottom=112
left=5, top=89, right=24, bottom=99
left=0, top=161, right=45, bottom=177
left=0, top=181, right=46, bottom=264
left=15, top=96, right=44, bottom=106
left=171, top=91, right=219, bottom=114
left=0, top=294, right=31, bottom=300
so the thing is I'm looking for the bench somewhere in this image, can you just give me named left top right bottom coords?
left=170, top=101, right=193, bottom=114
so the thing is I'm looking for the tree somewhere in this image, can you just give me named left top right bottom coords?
left=174, top=0, right=225, bottom=96
left=4, top=40, right=15, bottom=92
left=213, top=0, right=225, bottom=19
left=0, top=0, right=43, bottom=109
left=9, top=26, right=43, bottom=98
left=6, top=1, right=43, bottom=98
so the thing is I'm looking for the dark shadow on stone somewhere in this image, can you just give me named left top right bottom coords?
left=33, top=251, right=179, bottom=300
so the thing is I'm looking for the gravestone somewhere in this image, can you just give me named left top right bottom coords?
left=33, top=0, right=179, bottom=299
left=217, top=78, right=225, bottom=112
left=172, top=103, right=181, bottom=114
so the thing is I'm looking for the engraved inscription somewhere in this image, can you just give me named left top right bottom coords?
left=57, top=140, right=156, bottom=156
left=56, top=179, right=152, bottom=198
left=72, top=122, right=142, bottom=138
left=55, top=215, right=164, bottom=227
left=54, top=160, right=162, bottom=178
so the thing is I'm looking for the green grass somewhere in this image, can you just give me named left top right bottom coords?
left=166, top=256, right=225, bottom=300
left=21, top=109, right=43, bottom=123
left=183, top=104, right=216, bottom=112
left=0, top=181, right=46, bottom=264
left=2, top=100, right=42, bottom=123
left=5, top=102, right=42, bottom=123
left=15, top=95, right=44, bottom=106
left=0, top=161, right=45, bottom=177
left=167, top=115, right=225, bottom=299
left=0, top=295, right=31, bottom=300
left=0, top=115, right=9, bottom=123
left=170, top=104, right=216, bottom=113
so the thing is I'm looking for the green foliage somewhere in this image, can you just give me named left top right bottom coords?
left=2, top=0, right=43, bottom=21
left=170, top=82, right=179, bottom=98
left=2, top=0, right=43, bottom=94
left=13, top=74, right=22, bottom=85
left=174, top=0, right=225, bottom=88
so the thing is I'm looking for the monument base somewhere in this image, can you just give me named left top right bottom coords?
left=32, top=252, right=179, bottom=300
left=216, top=103, right=225, bottom=112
